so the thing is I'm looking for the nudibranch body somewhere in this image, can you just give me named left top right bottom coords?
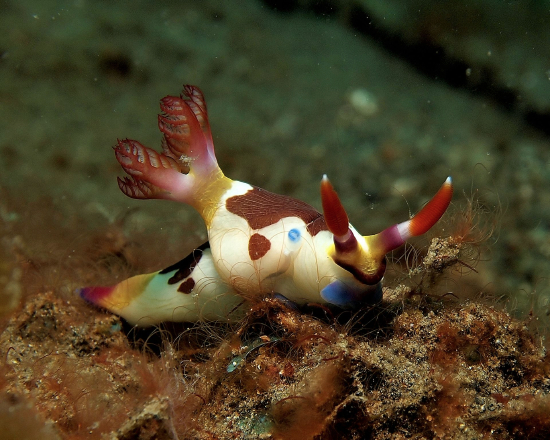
left=80, top=85, right=453, bottom=326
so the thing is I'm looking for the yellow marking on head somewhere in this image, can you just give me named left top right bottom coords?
left=188, top=169, right=234, bottom=227
left=327, top=237, right=386, bottom=283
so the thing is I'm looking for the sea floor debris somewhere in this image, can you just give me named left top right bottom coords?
left=1, top=236, right=549, bottom=439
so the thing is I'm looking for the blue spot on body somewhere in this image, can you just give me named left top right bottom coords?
left=288, top=228, right=301, bottom=242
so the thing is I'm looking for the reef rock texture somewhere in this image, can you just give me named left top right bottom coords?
left=1, top=229, right=549, bottom=439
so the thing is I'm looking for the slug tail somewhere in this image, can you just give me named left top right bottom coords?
left=79, top=245, right=245, bottom=326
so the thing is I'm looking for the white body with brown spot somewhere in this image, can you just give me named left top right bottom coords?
left=79, top=86, right=453, bottom=326
left=208, top=180, right=369, bottom=302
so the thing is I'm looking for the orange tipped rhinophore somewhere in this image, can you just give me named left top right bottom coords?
left=369, top=177, right=454, bottom=256
left=321, top=175, right=358, bottom=254
left=320, top=175, right=453, bottom=292
left=408, top=177, right=454, bottom=237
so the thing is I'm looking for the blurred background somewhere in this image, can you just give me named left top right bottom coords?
left=1, top=0, right=550, bottom=330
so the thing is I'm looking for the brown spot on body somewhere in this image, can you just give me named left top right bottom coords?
left=178, top=278, right=195, bottom=294
left=160, top=242, right=209, bottom=284
left=249, top=233, right=271, bottom=260
left=226, top=187, right=328, bottom=236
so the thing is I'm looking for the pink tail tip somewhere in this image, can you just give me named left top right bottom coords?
left=78, top=285, right=115, bottom=307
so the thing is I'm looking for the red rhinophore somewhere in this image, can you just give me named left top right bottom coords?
left=408, top=177, right=453, bottom=237
left=320, top=175, right=349, bottom=238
